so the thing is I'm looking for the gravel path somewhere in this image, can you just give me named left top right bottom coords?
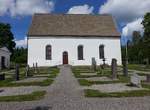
left=0, top=65, right=150, bottom=110
left=80, top=73, right=97, bottom=76
left=0, top=86, right=45, bottom=96
left=84, top=76, right=118, bottom=81
left=82, top=83, right=146, bottom=93
left=14, top=77, right=47, bottom=83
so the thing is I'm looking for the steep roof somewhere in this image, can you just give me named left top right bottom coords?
left=28, top=14, right=120, bottom=37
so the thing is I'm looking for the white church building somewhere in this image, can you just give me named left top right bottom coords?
left=27, top=14, right=122, bottom=67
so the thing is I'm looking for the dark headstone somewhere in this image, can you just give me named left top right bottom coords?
left=33, top=63, right=36, bottom=73
left=15, top=64, right=20, bottom=81
left=123, top=58, right=128, bottom=77
left=0, top=74, right=5, bottom=80
left=35, top=62, right=39, bottom=74
left=111, top=58, right=117, bottom=79
left=146, top=74, right=150, bottom=82
left=91, top=57, right=97, bottom=71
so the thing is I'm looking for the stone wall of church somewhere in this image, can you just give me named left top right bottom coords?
left=28, top=36, right=122, bottom=67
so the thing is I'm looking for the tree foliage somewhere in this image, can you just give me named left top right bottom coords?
left=0, top=23, right=16, bottom=52
left=11, top=47, right=27, bottom=64
left=142, top=13, right=150, bottom=63
left=122, top=13, right=150, bottom=64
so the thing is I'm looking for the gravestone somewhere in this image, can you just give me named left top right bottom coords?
left=35, top=62, right=39, bottom=74
left=33, top=63, right=36, bottom=73
left=91, top=57, right=97, bottom=71
left=146, top=74, right=150, bottom=83
left=123, top=58, right=128, bottom=77
left=130, top=73, right=141, bottom=87
left=15, top=64, right=20, bottom=81
left=25, top=65, right=30, bottom=77
left=111, top=58, right=117, bottom=79
left=0, top=73, right=5, bottom=80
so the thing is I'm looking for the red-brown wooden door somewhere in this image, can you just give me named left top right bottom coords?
left=63, top=51, right=68, bottom=64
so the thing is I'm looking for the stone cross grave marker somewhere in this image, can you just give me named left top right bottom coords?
left=111, top=58, right=117, bottom=79
left=130, top=73, right=141, bottom=87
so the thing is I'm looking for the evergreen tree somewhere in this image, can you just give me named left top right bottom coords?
left=0, top=23, right=16, bottom=52
left=142, top=13, right=150, bottom=64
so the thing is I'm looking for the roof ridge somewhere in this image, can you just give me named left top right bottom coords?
left=34, top=13, right=112, bottom=16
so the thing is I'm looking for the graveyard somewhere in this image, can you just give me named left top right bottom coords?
left=0, top=59, right=150, bottom=102
left=0, top=64, right=59, bottom=102
left=72, top=59, right=150, bottom=98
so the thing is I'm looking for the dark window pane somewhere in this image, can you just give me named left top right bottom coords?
left=46, top=45, right=51, bottom=60
left=99, top=45, right=104, bottom=59
left=78, top=45, right=83, bottom=60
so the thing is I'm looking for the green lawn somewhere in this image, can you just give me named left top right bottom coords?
left=127, top=64, right=150, bottom=72
left=0, top=91, right=46, bottom=102
left=0, top=67, right=59, bottom=87
left=84, top=89, right=150, bottom=97
left=73, top=66, right=150, bottom=98
left=78, top=75, right=129, bottom=86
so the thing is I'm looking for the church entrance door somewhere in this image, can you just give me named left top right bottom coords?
left=63, top=51, right=68, bottom=64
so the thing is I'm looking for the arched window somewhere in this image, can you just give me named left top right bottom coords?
left=46, top=45, right=52, bottom=60
left=78, top=45, right=84, bottom=60
left=99, top=45, right=105, bottom=59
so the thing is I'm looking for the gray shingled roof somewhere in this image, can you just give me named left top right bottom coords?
left=28, top=14, right=120, bottom=37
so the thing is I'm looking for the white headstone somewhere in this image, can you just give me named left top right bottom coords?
left=130, top=73, right=141, bottom=87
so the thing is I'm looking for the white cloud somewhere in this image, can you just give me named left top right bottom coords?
left=68, top=4, right=94, bottom=14
left=122, top=18, right=144, bottom=37
left=0, top=0, right=13, bottom=16
left=99, top=0, right=150, bottom=23
left=0, top=0, right=54, bottom=16
left=15, top=37, right=27, bottom=48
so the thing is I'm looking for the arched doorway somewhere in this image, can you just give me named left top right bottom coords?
left=63, top=51, right=68, bottom=64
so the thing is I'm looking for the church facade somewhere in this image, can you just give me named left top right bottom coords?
left=27, top=14, right=122, bottom=67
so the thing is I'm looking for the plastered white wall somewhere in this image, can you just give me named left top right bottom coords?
left=0, top=50, right=11, bottom=69
left=28, top=36, right=122, bottom=67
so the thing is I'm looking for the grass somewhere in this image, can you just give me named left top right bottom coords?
left=72, top=67, right=98, bottom=78
left=0, top=77, right=53, bottom=87
left=0, top=91, right=46, bottom=102
left=72, top=66, right=125, bottom=78
left=48, top=68, right=59, bottom=78
left=127, top=64, right=150, bottom=72
left=0, top=67, right=59, bottom=87
left=78, top=75, right=130, bottom=86
left=78, top=79, right=91, bottom=86
left=84, top=89, right=150, bottom=97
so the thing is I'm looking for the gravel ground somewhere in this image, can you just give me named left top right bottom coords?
left=0, top=86, right=45, bottom=96
left=14, top=77, right=47, bottom=83
left=85, top=76, right=118, bottom=81
left=33, top=74, right=50, bottom=77
left=0, top=65, right=150, bottom=110
left=82, top=83, right=146, bottom=93
left=80, top=73, right=97, bottom=76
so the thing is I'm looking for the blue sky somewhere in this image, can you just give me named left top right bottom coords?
left=0, top=0, right=149, bottom=47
